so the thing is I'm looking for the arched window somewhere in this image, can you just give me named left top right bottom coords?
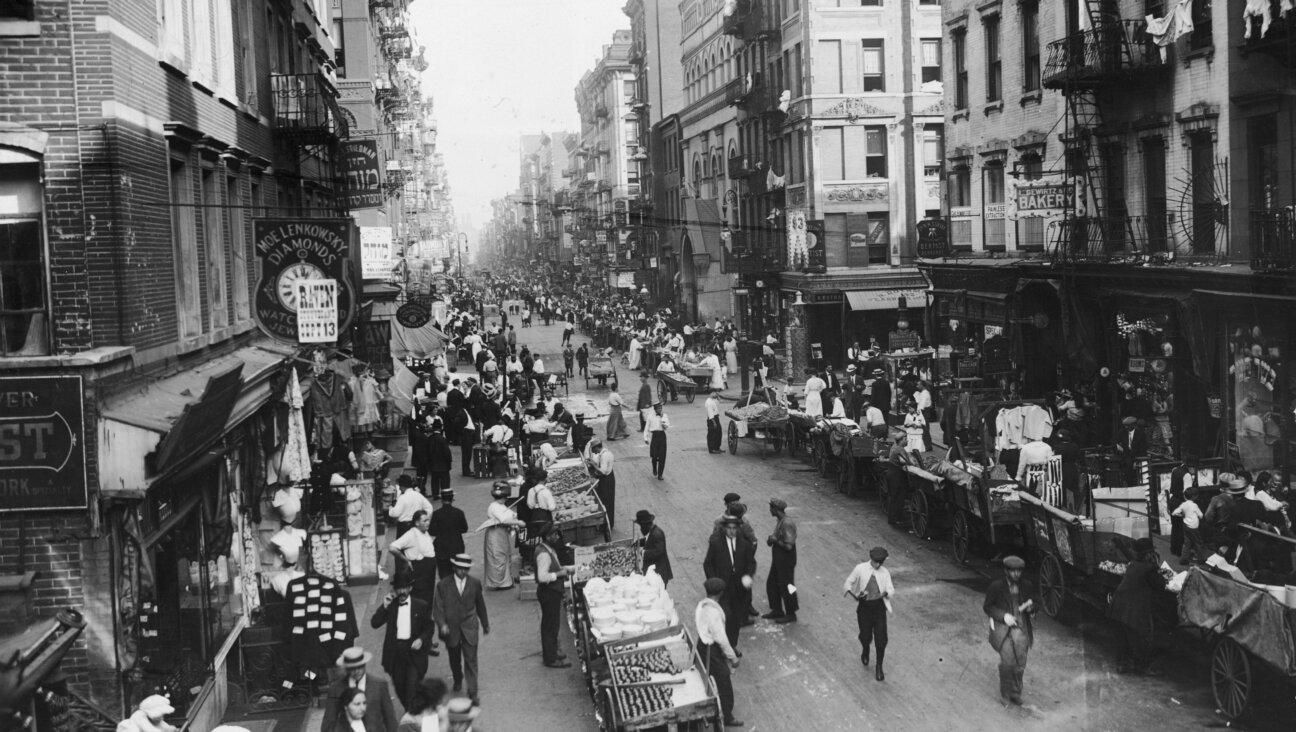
left=693, top=155, right=703, bottom=186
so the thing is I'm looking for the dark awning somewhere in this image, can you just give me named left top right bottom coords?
left=681, top=198, right=725, bottom=260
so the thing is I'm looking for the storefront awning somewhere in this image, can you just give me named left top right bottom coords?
left=98, top=340, right=294, bottom=498
left=846, top=288, right=928, bottom=311
left=681, top=198, right=725, bottom=260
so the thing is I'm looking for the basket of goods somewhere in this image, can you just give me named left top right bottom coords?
left=547, top=464, right=595, bottom=494
left=553, top=485, right=604, bottom=525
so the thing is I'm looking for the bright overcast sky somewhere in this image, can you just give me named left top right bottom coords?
left=411, top=0, right=629, bottom=234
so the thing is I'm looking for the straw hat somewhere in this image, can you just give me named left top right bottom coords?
left=336, top=647, right=373, bottom=668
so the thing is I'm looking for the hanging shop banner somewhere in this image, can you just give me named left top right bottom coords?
left=396, top=300, right=432, bottom=329
left=340, top=140, right=383, bottom=210
left=0, top=376, right=88, bottom=512
left=253, top=218, right=357, bottom=343
left=353, top=318, right=392, bottom=367
left=296, top=279, right=339, bottom=343
left=360, top=226, right=394, bottom=280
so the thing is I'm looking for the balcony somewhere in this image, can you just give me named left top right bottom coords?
left=578, top=172, right=596, bottom=189
left=727, top=154, right=754, bottom=179
left=722, top=230, right=788, bottom=274
left=1242, top=0, right=1296, bottom=66
left=1252, top=208, right=1296, bottom=270
left=722, top=0, right=751, bottom=37
left=1042, top=19, right=1164, bottom=89
left=725, top=72, right=761, bottom=107
left=1047, top=214, right=1177, bottom=263
left=271, top=72, right=348, bottom=143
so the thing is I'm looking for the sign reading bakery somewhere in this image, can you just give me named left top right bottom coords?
left=253, top=218, right=358, bottom=344
left=0, top=376, right=88, bottom=512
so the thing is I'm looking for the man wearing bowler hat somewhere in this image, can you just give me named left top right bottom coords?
left=983, top=555, right=1038, bottom=706
left=369, top=569, right=436, bottom=711
left=432, top=553, right=490, bottom=702
left=429, top=489, right=469, bottom=581
left=843, top=546, right=895, bottom=681
left=634, top=510, right=673, bottom=585
left=323, top=645, right=398, bottom=732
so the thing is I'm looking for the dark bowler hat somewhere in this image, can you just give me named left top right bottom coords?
left=723, top=492, right=741, bottom=504
left=704, top=578, right=726, bottom=595
left=634, top=510, right=655, bottom=525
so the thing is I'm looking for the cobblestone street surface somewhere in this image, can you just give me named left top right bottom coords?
left=303, top=321, right=1288, bottom=732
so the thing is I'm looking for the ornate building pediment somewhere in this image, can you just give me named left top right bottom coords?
left=825, top=182, right=889, bottom=203
left=819, top=98, right=889, bottom=122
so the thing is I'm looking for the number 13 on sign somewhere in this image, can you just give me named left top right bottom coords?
left=296, top=279, right=339, bottom=344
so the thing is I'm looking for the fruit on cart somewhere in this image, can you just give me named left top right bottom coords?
left=614, top=642, right=692, bottom=674
left=615, top=684, right=674, bottom=719
left=548, top=466, right=594, bottom=493
left=612, top=665, right=651, bottom=684
left=553, top=489, right=600, bottom=522
left=725, top=402, right=771, bottom=421
left=585, top=546, right=639, bottom=578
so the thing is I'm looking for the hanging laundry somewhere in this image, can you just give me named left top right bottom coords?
left=1146, top=0, right=1195, bottom=62
left=767, top=167, right=786, bottom=190
left=1244, top=0, right=1272, bottom=39
left=1021, top=404, right=1054, bottom=441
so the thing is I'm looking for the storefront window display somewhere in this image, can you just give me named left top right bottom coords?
left=1227, top=321, right=1290, bottom=478
left=1114, top=311, right=1177, bottom=459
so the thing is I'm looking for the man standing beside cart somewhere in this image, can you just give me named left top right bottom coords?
left=644, top=400, right=671, bottom=480
left=706, top=391, right=723, bottom=454
left=695, top=578, right=743, bottom=728
left=536, top=528, right=572, bottom=668
left=984, top=556, right=1038, bottom=707
left=634, top=509, right=673, bottom=586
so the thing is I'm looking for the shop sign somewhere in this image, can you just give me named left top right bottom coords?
left=808, top=291, right=843, bottom=304
left=353, top=318, right=391, bottom=367
left=340, top=140, right=383, bottom=210
left=296, top=279, right=339, bottom=343
left=360, top=226, right=393, bottom=280
left=616, top=271, right=636, bottom=289
left=0, top=376, right=88, bottom=512
left=986, top=203, right=1007, bottom=220
left=396, top=300, right=432, bottom=328
left=253, top=218, right=357, bottom=344
left=916, top=219, right=948, bottom=257
left=1014, top=182, right=1074, bottom=214
left=957, top=355, right=980, bottom=378
left=786, top=209, right=808, bottom=269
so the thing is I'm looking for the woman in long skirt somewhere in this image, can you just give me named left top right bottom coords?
left=706, top=352, right=726, bottom=391
left=606, top=388, right=631, bottom=440
left=724, top=336, right=739, bottom=375
left=483, top=481, right=524, bottom=589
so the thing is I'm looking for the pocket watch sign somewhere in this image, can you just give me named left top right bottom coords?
left=253, top=218, right=357, bottom=343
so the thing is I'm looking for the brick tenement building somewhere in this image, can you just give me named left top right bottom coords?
left=0, top=1, right=363, bottom=729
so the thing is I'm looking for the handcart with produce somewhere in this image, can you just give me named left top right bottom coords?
left=587, top=353, right=620, bottom=391
left=944, top=465, right=1027, bottom=565
left=657, top=370, right=701, bottom=404
left=596, top=628, right=723, bottom=732
left=806, top=417, right=860, bottom=480
left=834, top=430, right=889, bottom=498
left=888, top=447, right=964, bottom=540
left=784, top=412, right=817, bottom=458
left=1177, top=528, right=1296, bottom=721
left=725, top=388, right=787, bottom=457
left=1016, top=490, right=1177, bottom=624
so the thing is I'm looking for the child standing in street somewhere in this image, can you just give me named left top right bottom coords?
left=1172, top=486, right=1205, bottom=565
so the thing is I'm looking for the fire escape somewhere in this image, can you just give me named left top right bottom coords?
left=723, top=0, right=788, bottom=276
left=1041, top=1, right=1164, bottom=263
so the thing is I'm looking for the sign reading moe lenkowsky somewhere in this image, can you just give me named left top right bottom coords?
left=0, top=376, right=87, bottom=512
left=253, top=218, right=358, bottom=344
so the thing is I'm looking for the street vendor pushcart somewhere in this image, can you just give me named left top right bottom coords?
left=946, top=468, right=1027, bottom=564
left=657, top=371, right=701, bottom=404
left=835, top=431, right=889, bottom=498
left=725, top=389, right=787, bottom=457
left=588, top=353, right=620, bottom=391
left=596, top=628, right=723, bottom=732
left=1178, top=539, right=1296, bottom=721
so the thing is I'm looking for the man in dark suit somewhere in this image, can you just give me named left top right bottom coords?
left=322, top=646, right=399, bottom=732
left=1114, top=416, right=1148, bottom=484
left=432, top=553, right=491, bottom=702
left=983, top=556, right=1039, bottom=706
left=634, top=510, right=673, bottom=586
left=870, top=370, right=892, bottom=426
left=368, top=571, right=436, bottom=712
left=427, top=423, right=454, bottom=501
left=703, top=515, right=757, bottom=652
left=429, top=489, right=469, bottom=580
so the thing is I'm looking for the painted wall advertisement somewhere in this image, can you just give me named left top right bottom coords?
left=360, top=226, right=393, bottom=279
left=253, top=218, right=357, bottom=343
left=786, top=208, right=808, bottom=270
left=0, top=375, right=87, bottom=511
left=340, top=140, right=383, bottom=210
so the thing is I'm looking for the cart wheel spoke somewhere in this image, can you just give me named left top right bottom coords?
left=952, top=510, right=970, bottom=564
left=1038, top=553, right=1065, bottom=618
left=1211, top=637, right=1252, bottom=719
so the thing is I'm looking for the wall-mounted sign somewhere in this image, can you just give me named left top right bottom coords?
left=0, top=376, right=88, bottom=512
left=360, top=226, right=393, bottom=279
left=253, top=218, right=357, bottom=343
left=340, top=140, right=383, bottom=210
left=296, top=279, right=339, bottom=343
left=1014, top=182, right=1074, bottom=215
left=396, top=301, right=432, bottom=329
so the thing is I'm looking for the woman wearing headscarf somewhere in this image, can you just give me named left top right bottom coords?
left=483, top=481, right=525, bottom=589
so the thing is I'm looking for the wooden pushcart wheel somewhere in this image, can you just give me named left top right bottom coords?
left=686, top=388, right=695, bottom=404
left=951, top=509, right=970, bottom=564
left=770, top=429, right=782, bottom=454
left=657, top=380, right=666, bottom=403
left=837, top=458, right=852, bottom=495
left=1211, top=636, right=1252, bottom=720
left=728, top=422, right=738, bottom=454
left=1038, top=551, right=1066, bottom=619
left=906, top=490, right=931, bottom=539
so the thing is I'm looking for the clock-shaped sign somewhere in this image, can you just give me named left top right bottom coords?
left=252, top=218, right=356, bottom=343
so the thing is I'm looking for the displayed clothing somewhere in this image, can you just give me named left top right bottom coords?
left=310, top=370, right=353, bottom=447
left=1145, top=1, right=1194, bottom=61
left=284, top=573, right=360, bottom=672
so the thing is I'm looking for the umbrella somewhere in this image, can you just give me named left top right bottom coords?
left=282, top=367, right=312, bottom=483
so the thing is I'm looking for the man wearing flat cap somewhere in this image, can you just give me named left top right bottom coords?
left=635, top=510, right=673, bottom=585
left=694, top=578, right=743, bottom=727
left=369, top=570, right=436, bottom=711
left=983, top=556, right=1038, bottom=706
left=703, top=515, right=757, bottom=652
left=763, top=499, right=799, bottom=623
left=1108, top=537, right=1166, bottom=675
left=433, top=553, right=490, bottom=701
left=1114, top=415, right=1147, bottom=484
left=843, top=547, right=895, bottom=681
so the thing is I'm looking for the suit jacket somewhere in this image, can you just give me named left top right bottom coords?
left=871, top=379, right=892, bottom=413
left=640, top=525, right=673, bottom=582
left=428, top=433, right=454, bottom=473
left=702, top=533, right=756, bottom=608
left=431, top=574, right=490, bottom=647
left=1116, top=428, right=1148, bottom=458
left=370, top=597, right=437, bottom=673
left=983, top=577, right=1038, bottom=648
left=429, top=505, right=469, bottom=558
left=322, top=674, right=398, bottom=732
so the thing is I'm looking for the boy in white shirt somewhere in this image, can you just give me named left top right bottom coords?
left=1171, top=486, right=1205, bottom=565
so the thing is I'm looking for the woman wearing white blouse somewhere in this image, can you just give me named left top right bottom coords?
left=803, top=372, right=827, bottom=417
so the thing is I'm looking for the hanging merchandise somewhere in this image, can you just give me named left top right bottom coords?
left=283, top=573, right=359, bottom=675
left=309, top=368, right=352, bottom=450
left=308, top=529, right=346, bottom=583
left=282, top=368, right=313, bottom=483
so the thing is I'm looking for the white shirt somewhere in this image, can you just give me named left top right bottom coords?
left=391, top=527, right=436, bottom=560
left=487, top=501, right=517, bottom=525
left=1015, top=440, right=1056, bottom=482
left=527, top=483, right=556, bottom=511
left=389, top=489, right=434, bottom=522
left=643, top=412, right=670, bottom=442
left=455, top=575, right=467, bottom=595
left=533, top=358, right=545, bottom=373
left=706, top=397, right=720, bottom=419
left=863, top=406, right=884, bottom=428
left=843, top=561, right=895, bottom=614
left=1172, top=500, right=1203, bottom=529
left=829, top=398, right=846, bottom=418
left=483, top=424, right=514, bottom=445
left=694, top=598, right=738, bottom=663
left=914, top=389, right=932, bottom=411
left=395, top=598, right=412, bottom=640
left=593, top=449, right=614, bottom=476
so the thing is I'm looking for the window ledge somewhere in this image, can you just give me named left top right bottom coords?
left=1184, top=45, right=1214, bottom=65
left=0, top=20, right=40, bottom=37
left=983, top=100, right=1004, bottom=116
left=952, top=109, right=970, bottom=122
left=1019, top=90, right=1042, bottom=107
left=0, top=345, right=136, bottom=370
